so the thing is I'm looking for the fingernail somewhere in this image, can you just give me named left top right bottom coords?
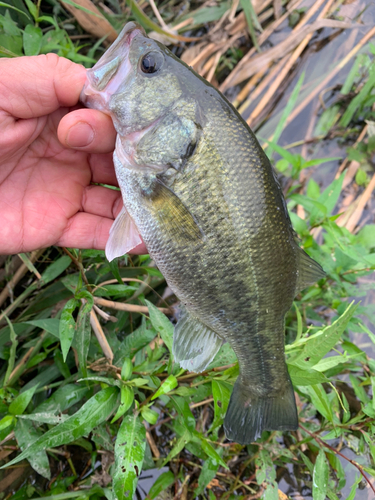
left=66, top=122, right=95, bottom=148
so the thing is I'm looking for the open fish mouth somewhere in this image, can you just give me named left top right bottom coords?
left=80, top=22, right=144, bottom=112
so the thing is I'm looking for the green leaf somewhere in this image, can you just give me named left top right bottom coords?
left=212, top=379, right=231, bottom=426
left=3, top=314, right=18, bottom=386
left=312, top=449, right=328, bottom=500
left=41, top=255, right=71, bottom=285
left=24, top=0, right=38, bottom=19
left=33, top=383, right=89, bottom=414
left=288, top=365, right=328, bottom=386
left=239, top=0, right=260, bottom=51
left=75, top=299, right=93, bottom=378
left=141, top=406, right=158, bottom=425
left=23, top=24, right=42, bottom=56
left=151, top=374, right=177, bottom=400
left=148, top=470, right=175, bottom=499
left=345, top=475, right=361, bottom=500
left=267, top=72, right=305, bottom=159
left=200, top=438, right=228, bottom=469
left=14, top=419, right=50, bottom=479
left=304, top=385, right=334, bottom=423
left=111, top=385, right=134, bottom=423
left=59, top=298, right=79, bottom=361
left=121, top=358, right=133, bottom=381
left=145, top=300, right=173, bottom=354
left=288, top=301, right=358, bottom=369
left=113, top=414, right=146, bottom=500
left=9, top=384, right=39, bottom=415
left=1, top=387, right=119, bottom=468
left=194, top=456, right=220, bottom=495
left=161, top=428, right=192, bottom=466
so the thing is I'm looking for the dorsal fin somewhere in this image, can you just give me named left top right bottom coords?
left=296, top=247, right=325, bottom=292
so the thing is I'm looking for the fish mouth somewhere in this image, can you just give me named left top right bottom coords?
left=80, top=22, right=145, bottom=112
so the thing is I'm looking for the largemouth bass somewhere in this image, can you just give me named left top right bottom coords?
left=81, top=22, right=325, bottom=444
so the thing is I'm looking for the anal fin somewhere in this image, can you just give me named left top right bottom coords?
left=296, top=247, right=325, bottom=292
left=173, top=306, right=222, bottom=373
left=105, top=206, right=142, bottom=262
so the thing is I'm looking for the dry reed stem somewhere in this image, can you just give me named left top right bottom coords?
left=221, top=0, right=317, bottom=92
left=93, top=297, right=170, bottom=314
left=344, top=173, right=375, bottom=233
left=248, top=0, right=337, bottom=125
left=90, top=308, right=114, bottom=363
left=284, top=26, right=375, bottom=126
left=145, top=428, right=160, bottom=459
left=336, top=124, right=368, bottom=178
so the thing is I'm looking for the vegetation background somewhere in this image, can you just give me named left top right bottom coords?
left=0, top=0, right=375, bottom=498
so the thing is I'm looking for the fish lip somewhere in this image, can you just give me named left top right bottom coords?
left=80, top=22, right=145, bottom=110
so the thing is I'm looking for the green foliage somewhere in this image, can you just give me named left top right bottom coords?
left=0, top=5, right=375, bottom=500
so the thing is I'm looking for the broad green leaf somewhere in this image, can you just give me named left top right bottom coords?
left=148, top=470, right=175, bottom=499
left=9, top=384, right=39, bottom=415
left=141, top=406, right=158, bottom=425
left=169, top=396, right=195, bottom=431
left=313, top=449, right=328, bottom=500
left=23, top=24, right=42, bottom=55
left=200, top=438, right=228, bottom=469
left=40, top=255, right=71, bottom=285
left=114, top=323, right=156, bottom=366
left=288, top=365, right=328, bottom=386
left=59, top=298, right=79, bottom=361
left=75, top=299, right=93, bottom=378
left=1, top=387, right=119, bottom=468
left=113, top=414, right=146, bottom=500
left=17, top=413, right=69, bottom=425
left=151, top=374, right=177, bottom=400
left=14, top=419, right=50, bottom=479
left=24, top=0, right=38, bottom=19
left=33, top=384, right=89, bottom=414
left=111, top=385, right=134, bottom=423
left=288, top=302, right=358, bottom=369
left=145, top=300, right=173, bottom=353
left=304, top=385, right=334, bottom=423
left=121, top=358, right=133, bottom=381
left=212, top=379, right=231, bottom=425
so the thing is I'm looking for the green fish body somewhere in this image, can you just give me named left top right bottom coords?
left=82, top=23, right=325, bottom=444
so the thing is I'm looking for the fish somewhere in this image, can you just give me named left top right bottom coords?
left=81, top=22, right=325, bottom=445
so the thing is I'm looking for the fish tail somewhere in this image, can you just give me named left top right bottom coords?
left=223, top=377, right=298, bottom=445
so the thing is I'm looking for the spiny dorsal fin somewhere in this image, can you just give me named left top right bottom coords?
left=173, top=305, right=222, bottom=373
left=105, top=206, right=142, bottom=262
left=296, top=247, right=325, bottom=292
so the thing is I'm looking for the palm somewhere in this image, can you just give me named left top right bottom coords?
left=0, top=108, right=119, bottom=254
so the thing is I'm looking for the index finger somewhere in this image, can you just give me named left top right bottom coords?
left=0, top=54, right=86, bottom=119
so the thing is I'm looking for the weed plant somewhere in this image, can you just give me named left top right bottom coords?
left=0, top=1, right=375, bottom=499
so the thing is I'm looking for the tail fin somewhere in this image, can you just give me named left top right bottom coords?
left=223, top=377, right=298, bottom=445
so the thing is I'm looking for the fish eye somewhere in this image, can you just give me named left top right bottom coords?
left=140, top=51, right=164, bottom=75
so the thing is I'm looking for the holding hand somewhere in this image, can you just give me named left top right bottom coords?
left=0, top=54, right=147, bottom=255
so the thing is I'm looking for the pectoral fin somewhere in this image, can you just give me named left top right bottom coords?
left=296, top=247, right=325, bottom=292
left=144, top=178, right=204, bottom=243
left=105, top=206, right=142, bottom=262
left=173, top=306, right=222, bottom=373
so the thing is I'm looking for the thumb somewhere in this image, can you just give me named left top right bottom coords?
left=0, top=54, right=86, bottom=119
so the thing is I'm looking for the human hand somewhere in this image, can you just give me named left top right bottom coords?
left=0, top=54, right=147, bottom=255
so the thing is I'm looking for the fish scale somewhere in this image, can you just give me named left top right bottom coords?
left=81, top=21, right=325, bottom=444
